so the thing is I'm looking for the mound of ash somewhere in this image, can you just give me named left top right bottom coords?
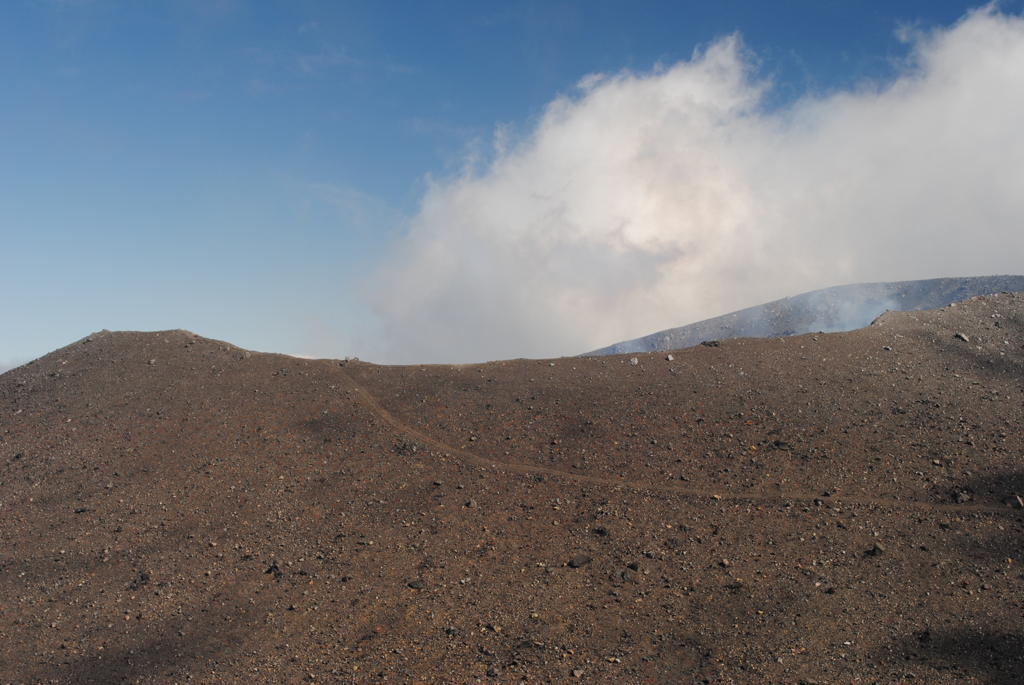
left=2, top=293, right=1024, bottom=683
left=587, top=275, right=1024, bottom=356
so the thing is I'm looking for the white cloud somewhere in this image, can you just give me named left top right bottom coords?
left=370, top=7, right=1024, bottom=364
left=0, top=359, right=26, bottom=375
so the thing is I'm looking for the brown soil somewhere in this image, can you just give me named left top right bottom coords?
left=2, top=293, right=1023, bottom=684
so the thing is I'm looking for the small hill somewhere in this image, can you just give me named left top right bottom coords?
left=2, top=293, right=1024, bottom=683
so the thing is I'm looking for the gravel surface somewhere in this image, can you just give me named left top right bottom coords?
left=2, top=293, right=1023, bottom=683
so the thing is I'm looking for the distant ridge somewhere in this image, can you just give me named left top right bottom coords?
left=586, top=275, right=1024, bottom=356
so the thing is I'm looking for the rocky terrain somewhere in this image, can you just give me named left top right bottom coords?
left=2, top=292, right=1023, bottom=684
left=588, top=275, right=1024, bottom=356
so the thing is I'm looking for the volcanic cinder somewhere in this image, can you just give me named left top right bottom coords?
left=2, top=294, right=1024, bottom=684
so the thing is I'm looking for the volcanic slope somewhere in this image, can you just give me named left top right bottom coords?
left=2, top=294, right=1024, bottom=684
left=587, top=275, right=1024, bottom=356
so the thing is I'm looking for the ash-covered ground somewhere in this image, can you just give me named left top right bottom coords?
left=2, top=292, right=1024, bottom=683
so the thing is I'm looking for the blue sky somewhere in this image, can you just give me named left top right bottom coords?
left=3, top=1, right=1024, bottom=369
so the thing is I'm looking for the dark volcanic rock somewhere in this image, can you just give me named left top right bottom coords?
left=567, top=554, right=592, bottom=568
left=3, top=292, right=1024, bottom=683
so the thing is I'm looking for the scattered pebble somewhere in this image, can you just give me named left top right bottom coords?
left=568, top=554, right=591, bottom=568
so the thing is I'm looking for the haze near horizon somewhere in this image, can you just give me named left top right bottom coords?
left=3, top=2, right=1023, bottom=367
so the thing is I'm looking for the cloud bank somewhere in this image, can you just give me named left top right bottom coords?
left=371, top=8, right=1024, bottom=363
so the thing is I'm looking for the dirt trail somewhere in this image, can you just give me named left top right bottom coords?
left=338, top=368, right=1018, bottom=516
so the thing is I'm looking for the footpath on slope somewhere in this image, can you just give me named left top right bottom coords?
left=336, top=368, right=1020, bottom=517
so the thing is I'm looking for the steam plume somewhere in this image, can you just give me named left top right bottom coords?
left=0, top=360, right=25, bottom=375
left=371, top=8, right=1024, bottom=363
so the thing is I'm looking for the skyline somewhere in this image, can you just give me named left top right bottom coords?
left=3, top=1, right=1024, bottom=370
